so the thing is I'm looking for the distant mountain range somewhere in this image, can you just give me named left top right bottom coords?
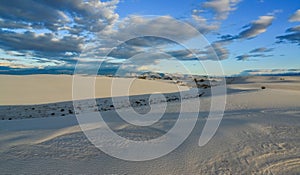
left=1, top=66, right=300, bottom=77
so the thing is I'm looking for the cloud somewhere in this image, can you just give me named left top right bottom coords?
left=286, top=25, right=300, bottom=32
left=108, top=43, right=143, bottom=59
left=217, top=14, right=276, bottom=43
left=289, top=9, right=300, bottom=22
left=276, top=25, right=300, bottom=45
left=203, top=0, right=241, bottom=20
left=166, top=42, right=229, bottom=61
left=0, top=0, right=120, bottom=70
left=209, top=42, right=230, bottom=60
left=249, top=47, right=274, bottom=53
left=0, top=30, right=83, bottom=53
left=191, top=15, right=220, bottom=34
left=238, top=15, right=275, bottom=39
left=0, top=0, right=119, bottom=33
left=109, top=16, right=199, bottom=45
left=190, top=0, right=240, bottom=34
left=236, top=54, right=272, bottom=61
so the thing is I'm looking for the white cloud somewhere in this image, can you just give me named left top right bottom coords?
left=203, top=0, right=241, bottom=20
left=110, top=15, right=199, bottom=44
left=191, top=15, right=220, bottom=34
left=289, top=9, right=300, bottom=22
left=239, top=15, right=275, bottom=39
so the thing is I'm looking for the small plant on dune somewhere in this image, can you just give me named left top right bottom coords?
left=261, top=86, right=266, bottom=89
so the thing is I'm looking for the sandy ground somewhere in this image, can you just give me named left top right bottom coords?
left=0, top=75, right=188, bottom=105
left=0, top=75, right=300, bottom=174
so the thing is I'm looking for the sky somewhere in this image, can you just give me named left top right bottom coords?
left=0, top=0, right=299, bottom=76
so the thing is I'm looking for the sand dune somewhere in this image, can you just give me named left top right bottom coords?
left=0, top=76, right=300, bottom=174
left=0, top=75, right=188, bottom=105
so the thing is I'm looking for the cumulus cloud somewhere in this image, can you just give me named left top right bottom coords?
left=83, top=16, right=210, bottom=60
left=238, top=15, right=275, bottom=39
left=203, top=0, right=241, bottom=20
left=289, top=9, right=300, bottom=22
left=191, top=15, right=220, bottom=34
left=0, top=30, right=83, bottom=53
left=0, top=0, right=119, bottom=33
left=0, top=0, right=120, bottom=70
left=218, top=14, right=275, bottom=42
left=190, top=0, right=240, bottom=34
left=108, top=16, right=199, bottom=45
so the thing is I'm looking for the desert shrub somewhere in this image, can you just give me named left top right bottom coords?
left=261, top=86, right=266, bottom=89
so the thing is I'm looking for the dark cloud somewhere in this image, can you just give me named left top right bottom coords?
left=276, top=25, right=300, bottom=45
left=0, top=0, right=69, bottom=28
left=124, top=36, right=173, bottom=47
left=219, top=34, right=236, bottom=41
left=108, top=43, right=142, bottom=59
left=166, top=42, right=229, bottom=61
left=249, top=47, right=274, bottom=53
left=236, top=54, right=272, bottom=61
left=286, top=25, right=300, bottom=32
left=0, top=30, right=83, bottom=53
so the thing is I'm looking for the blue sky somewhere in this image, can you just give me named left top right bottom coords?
left=0, top=0, right=299, bottom=76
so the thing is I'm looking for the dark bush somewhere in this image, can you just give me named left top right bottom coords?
left=261, top=86, right=266, bottom=89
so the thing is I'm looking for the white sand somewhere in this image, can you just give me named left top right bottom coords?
left=0, top=76, right=300, bottom=174
left=0, top=74, right=188, bottom=105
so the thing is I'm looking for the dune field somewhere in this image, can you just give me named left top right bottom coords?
left=0, top=75, right=300, bottom=174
